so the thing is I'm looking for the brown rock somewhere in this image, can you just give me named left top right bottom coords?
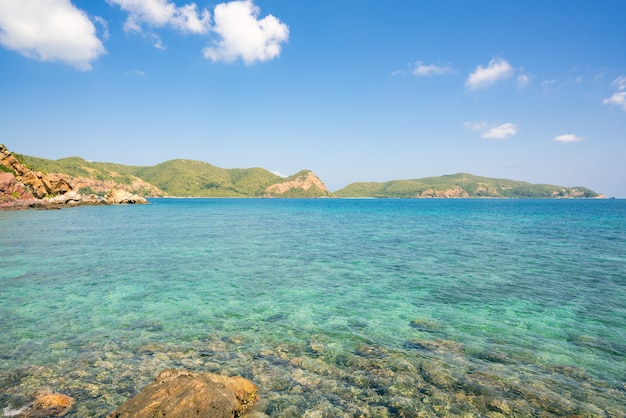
left=13, top=391, right=76, bottom=417
left=109, top=369, right=259, bottom=418
left=0, top=144, right=76, bottom=198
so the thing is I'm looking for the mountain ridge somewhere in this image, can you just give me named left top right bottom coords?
left=6, top=146, right=603, bottom=199
left=333, top=173, right=602, bottom=199
left=15, top=151, right=332, bottom=198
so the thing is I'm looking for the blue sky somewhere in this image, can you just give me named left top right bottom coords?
left=1, top=0, right=625, bottom=196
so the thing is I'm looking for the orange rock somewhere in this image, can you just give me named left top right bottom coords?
left=30, top=392, right=75, bottom=417
left=109, top=369, right=259, bottom=418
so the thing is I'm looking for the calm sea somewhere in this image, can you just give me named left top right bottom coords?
left=1, top=198, right=625, bottom=417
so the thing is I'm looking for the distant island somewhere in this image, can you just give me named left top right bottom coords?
left=333, top=173, right=602, bottom=199
left=1, top=144, right=604, bottom=207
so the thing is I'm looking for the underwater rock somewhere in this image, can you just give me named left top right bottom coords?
left=409, top=318, right=441, bottom=332
left=9, top=391, right=76, bottom=417
left=108, top=369, right=258, bottom=418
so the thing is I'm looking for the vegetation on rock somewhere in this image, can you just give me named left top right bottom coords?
left=10, top=148, right=602, bottom=199
left=18, top=154, right=332, bottom=198
left=334, top=173, right=601, bottom=198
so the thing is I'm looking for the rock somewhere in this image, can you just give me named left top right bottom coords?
left=105, top=189, right=148, bottom=204
left=409, top=318, right=441, bottom=332
left=0, top=171, right=16, bottom=191
left=1, top=145, right=150, bottom=209
left=6, top=391, right=76, bottom=417
left=109, top=369, right=259, bottom=418
left=46, top=190, right=83, bottom=205
left=0, top=144, right=76, bottom=199
left=265, top=171, right=331, bottom=197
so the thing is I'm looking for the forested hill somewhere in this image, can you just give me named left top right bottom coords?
left=16, top=154, right=331, bottom=198
left=13, top=151, right=602, bottom=198
left=334, top=173, right=601, bottom=198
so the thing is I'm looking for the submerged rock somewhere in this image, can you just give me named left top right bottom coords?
left=108, top=369, right=259, bottom=418
left=4, top=390, right=76, bottom=417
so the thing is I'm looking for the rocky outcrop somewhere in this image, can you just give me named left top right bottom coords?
left=51, top=172, right=165, bottom=197
left=0, top=144, right=73, bottom=199
left=417, top=186, right=470, bottom=198
left=105, top=189, right=148, bottom=204
left=265, top=170, right=331, bottom=197
left=0, top=145, right=148, bottom=209
left=109, top=369, right=259, bottom=418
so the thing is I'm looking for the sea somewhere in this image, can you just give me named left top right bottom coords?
left=0, top=198, right=625, bottom=417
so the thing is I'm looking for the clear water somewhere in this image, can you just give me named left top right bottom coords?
left=1, top=199, right=625, bottom=417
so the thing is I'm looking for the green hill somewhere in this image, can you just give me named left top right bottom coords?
left=15, top=151, right=601, bottom=199
left=134, top=159, right=283, bottom=197
left=334, top=173, right=601, bottom=198
left=17, top=154, right=330, bottom=198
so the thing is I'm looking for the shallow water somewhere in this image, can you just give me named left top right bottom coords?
left=1, top=198, right=625, bottom=416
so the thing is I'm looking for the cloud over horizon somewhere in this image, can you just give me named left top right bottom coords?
left=466, top=58, right=514, bottom=90
left=203, top=0, right=289, bottom=65
left=0, top=0, right=106, bottom=71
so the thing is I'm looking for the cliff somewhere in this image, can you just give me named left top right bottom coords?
left=0, top=145, right=147, bottom=209
left=265, top=170, right=331, bottom=197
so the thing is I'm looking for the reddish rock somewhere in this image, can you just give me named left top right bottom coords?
left=109, top=369, right=259, bottom=418
left=0, top=172, right=15, bottom=190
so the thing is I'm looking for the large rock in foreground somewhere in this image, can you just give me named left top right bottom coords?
left=109, top=369, right=259, bottom=418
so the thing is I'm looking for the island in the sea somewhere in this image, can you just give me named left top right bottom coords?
left=0, top=144, right=603, bottom=209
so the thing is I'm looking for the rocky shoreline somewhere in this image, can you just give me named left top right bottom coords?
left=0, top=145, right=147, bottom=210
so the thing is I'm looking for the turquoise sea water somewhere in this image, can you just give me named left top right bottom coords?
left=1, top=198, right=625, bottom=417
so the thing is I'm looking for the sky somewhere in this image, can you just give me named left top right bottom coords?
left=1, top=0, right=625, bottom=196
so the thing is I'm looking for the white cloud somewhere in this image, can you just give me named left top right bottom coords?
left=603, top=92, right=626, bottom=111
left=481, top=123, right=517, bottom=139
left=0, top=0, right=106, bottom=71
left=125, top=69, right=146, bottom=76
left=603, top=76, right=626, bottom=111
left=463, top=121, right=489, bottom=131
left=465, top=121, right=518, bottom=139
left=203, top=0, right=289, bottom=65
left=554, top=134, right=584, bottom=143
left=93, top=16, right=110, bottom=40
left=109, top=0, right=211, bottom=34
left=411, top=61, right=453, bottom=76
left=613, top=75, right=626, bottom=91
left=517, top=73, right=530, bottom=88
left=466, top=58, right=513, bottom=90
